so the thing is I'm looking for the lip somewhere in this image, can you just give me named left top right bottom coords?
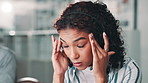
left=73, top=62, right=82, bottom=67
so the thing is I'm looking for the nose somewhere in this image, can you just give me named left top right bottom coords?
left=70, top=48, right=79, bottom=59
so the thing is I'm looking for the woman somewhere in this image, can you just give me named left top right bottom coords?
left=51, top=1, right=142, bottom=83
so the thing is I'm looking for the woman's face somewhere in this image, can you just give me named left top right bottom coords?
left=59, top=28, right=93, bottom=70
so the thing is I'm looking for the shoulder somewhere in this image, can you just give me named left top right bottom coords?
left=124, top=56, right=142, bottom=80
left=110, top=56, right=140, bottom=73
left=123, top=56, right=140, bottom=72
left=108, top=56, right=142, bottom=83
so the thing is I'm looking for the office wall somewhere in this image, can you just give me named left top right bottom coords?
left=138, top=0, right=148, bottom=83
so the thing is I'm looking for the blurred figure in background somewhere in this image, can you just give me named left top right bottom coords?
left=0, top=45, right=16, bottom=83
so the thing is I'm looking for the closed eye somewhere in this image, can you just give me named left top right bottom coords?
left=62, top=45, right=69, bottom=48
left=77, top=44, right=85, bottom=48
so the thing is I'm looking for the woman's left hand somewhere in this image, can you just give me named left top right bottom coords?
left=88, top=32, right=115, bottom=82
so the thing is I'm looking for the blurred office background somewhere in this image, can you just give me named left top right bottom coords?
left=0, top=0, right=147, bottom=83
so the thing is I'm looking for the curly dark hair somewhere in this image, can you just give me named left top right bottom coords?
left=53, top=1, right=125, bottom=73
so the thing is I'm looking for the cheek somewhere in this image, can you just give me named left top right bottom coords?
left=79, top=44, right=92, bottom=59
left=85, top=42, right=92, bottom=54
left=63, top=49, right=71, bottom=57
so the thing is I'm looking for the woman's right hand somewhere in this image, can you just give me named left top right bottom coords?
left=51, top=35, right=68, bottom=75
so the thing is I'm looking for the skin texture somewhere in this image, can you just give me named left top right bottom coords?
left=59, top=29, right=93, bottom=70
left=54, top=1, right=125, bottom=72
left=51, top=28, right=115, bottom=83
left=52, top=1, right=125, bottom=83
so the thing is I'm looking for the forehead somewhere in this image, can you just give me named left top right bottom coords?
left=59, top=28, right=89, bottom=42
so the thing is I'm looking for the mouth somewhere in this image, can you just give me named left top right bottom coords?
left=73, top=62, right=82, bottom=67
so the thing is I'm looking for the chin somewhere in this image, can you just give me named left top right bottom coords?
left=76, top=66, right=87, bottom=70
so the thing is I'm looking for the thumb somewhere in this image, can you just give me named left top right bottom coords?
left=108, top=51, right=115, bottom=58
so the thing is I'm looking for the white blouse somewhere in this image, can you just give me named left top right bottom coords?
left=64, top=56, right=142, bottom=83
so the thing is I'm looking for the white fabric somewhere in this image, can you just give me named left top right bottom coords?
left=64, top=56, right=142, bottom=83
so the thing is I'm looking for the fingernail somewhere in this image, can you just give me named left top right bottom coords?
left=89, top=33, right=93, bottom=38
left=103, top=32, right=106, bottom=37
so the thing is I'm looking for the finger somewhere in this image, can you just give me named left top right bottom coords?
left=91, top=40, right=98, bottom=60
left=90, top=33, right=108, bottom=59
left=53, top=40, right=58, bottom=53
left=107, top=51, right=115, bottom=63
left=51, top=35, right=56, bottom=47
left=52, top=40, right=59, bottom=60
left=103, top=32, right=109, bottom=52
left=57, top=39, right=62, bottom=52
left=93, top=39, right=104, bottom=55
left=89, top=33, right=99, bottom=59
left=90, top=33, right=104, bottom=55
left=108, top=51, right=115, bottom=57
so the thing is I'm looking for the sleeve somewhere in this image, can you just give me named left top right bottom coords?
left=0, top=49, right=16, bottom=83
left=123, top=60, right=142, bottom=83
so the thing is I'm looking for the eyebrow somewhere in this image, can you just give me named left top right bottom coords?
left=60, top=37, right=86, bottom=43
